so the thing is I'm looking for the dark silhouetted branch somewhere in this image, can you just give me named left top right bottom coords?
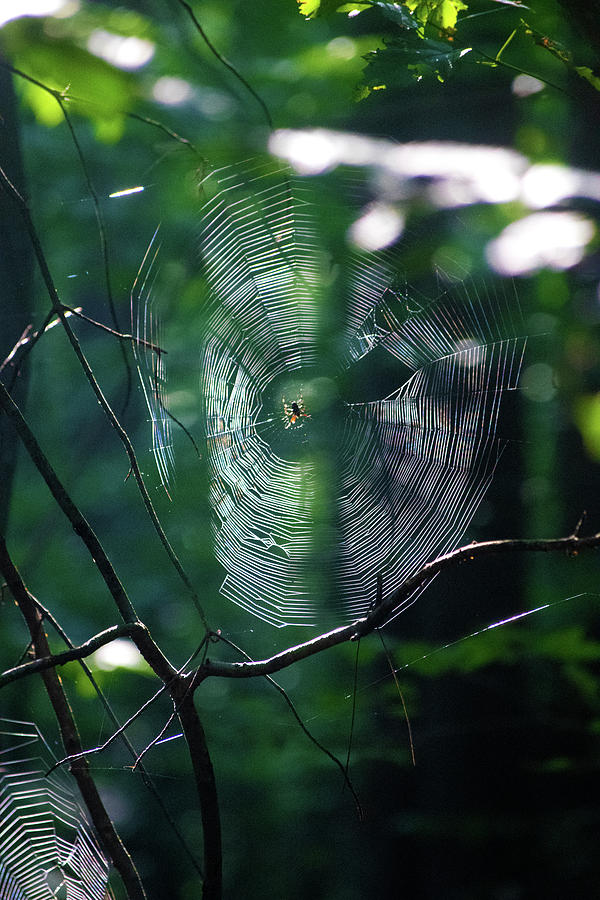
left=175, top=0, right=273, bottom=129
left=0, top=623, right=144, bottom=687
left=0, top=377, right=138, bottom=624
left=175, top=682, right=222, bottom=900
left=201, top=529, right=600, bottom=679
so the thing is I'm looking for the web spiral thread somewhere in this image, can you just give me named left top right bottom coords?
left=0, top=719, right=111, bottom=900
left=134, top=161, right=526, bottom=628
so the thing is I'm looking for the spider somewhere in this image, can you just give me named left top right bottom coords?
left=282, top=395, right=310, bottom=429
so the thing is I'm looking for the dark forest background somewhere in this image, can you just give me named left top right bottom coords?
left=1, top=1, right=600, bottom=898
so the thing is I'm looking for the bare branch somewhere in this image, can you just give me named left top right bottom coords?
left=62, top=304, right=167, bottom=354
left=48, top=681, right=178, bottom=775
left=0, top=378, right=139, bottom=623
left=214, top=632, right=363, bottom=817
left=0, top=60, right=205, bottom=163
left=0, top=307, right=81, bottom=379
left=174, top=0, right=273, bottom=129
left=29, top=596, right=205, bottom=878
left=201, top=529, right=600, bottom=679
left=0, top=380, right=181, bottom=686
left=47, top=642, right=206, bottom=774
left=366, top=530, right=600, bottom=632
left=174, top=682, right=222, bottom=900
left=132, top=707, right=179, bottom=771
left=126, top=110, right=206, bottom=161
left=0, top=60, right=132, bottom=404
left=0, top=623, right=145, bottom=688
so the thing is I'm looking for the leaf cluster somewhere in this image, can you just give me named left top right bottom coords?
left=298, top=0, right=600, bottom=93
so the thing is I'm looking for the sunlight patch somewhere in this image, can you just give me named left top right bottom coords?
left=326, top=36, right=357, bottom=60
left=152, top=76, right=194, bottom=106
left=0, top=0, right=78, bottom=26
left=348, top=203, right=404, bottom=250
left=93, top=638, right=144, bottom=671
left=87, top=29, right=155, bottom=70
left=512, top=74, right=545, bottom=97
left=486, top=211, right=595, bottom=276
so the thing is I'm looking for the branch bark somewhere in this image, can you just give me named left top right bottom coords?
left=0, top=58, right=33, bottom=534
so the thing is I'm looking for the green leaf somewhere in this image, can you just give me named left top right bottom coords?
left=406, top=0, right=468, bottom=31
left=370, top=2, right=420, bottom=29
left=363, top=32, right=467, bottom=88
left=21, top=79, right=64, bottom=127
left=297, top=0, right=365, bottom=17
left=574, top=393, right=600, bottom=460
left=4, top=20, right=135, bottom=140
left=574, top=66, right=600, bottom=92
left=298, top=0, right=421, bottom=23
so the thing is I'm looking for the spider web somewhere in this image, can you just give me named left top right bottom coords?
left=131, top=226, right=174, bottom=492
left=133, top=160, right=526, bottom=628
left=0, top=719, right=112, bottom=900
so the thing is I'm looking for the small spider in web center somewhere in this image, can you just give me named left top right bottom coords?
left=282, top=396, right=311, bottom=429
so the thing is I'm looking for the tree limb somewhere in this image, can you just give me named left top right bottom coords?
left=0, top=377, right=138, bottom=624
left=0, top=623, right=145, bottom=688
left=201, top=529, right=600, bottom=679
left=174, top=681, right=222, bottom=900
left=25, top=596, right=206, bottom=877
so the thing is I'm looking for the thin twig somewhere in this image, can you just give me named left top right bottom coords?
left=0, top=377, right=179, bottom=683
left=212, top=633, right=363, bottom=817
left=0, top=60, right=132, bottom=407
left=0, top=324, right=32, bottom=372
left=473, top=45, right=566, bottom=92
left=126, top=111, right=206, bottom=161
left=174, top=0, right=273, bottom=128
left=63, top=304, right=167, bottom=354
left=377, top=630, right=416, bottom=766
left=0, top=59, right=205, bottom=166
left=58, top=102, right=133, bottom=413
left=0, top=377, right=138, bottom=624
left=47, top=680, right=177, bottom=775
left=132, top=707, right=179, bottom=771
left=1, top=308, right=67, bottom=382
left=344, top=637, right=361, bottom=786
left=29, top=597, right=205, bottom=878
left=49, top=643, right=204, bottom=774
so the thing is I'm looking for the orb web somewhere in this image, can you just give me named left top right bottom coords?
left=134, top=161, right=526, bottom=628
left=0, top=719, right=112, bottom=900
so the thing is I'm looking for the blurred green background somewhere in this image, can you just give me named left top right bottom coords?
left=1, top=1, right=600, bottom=898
